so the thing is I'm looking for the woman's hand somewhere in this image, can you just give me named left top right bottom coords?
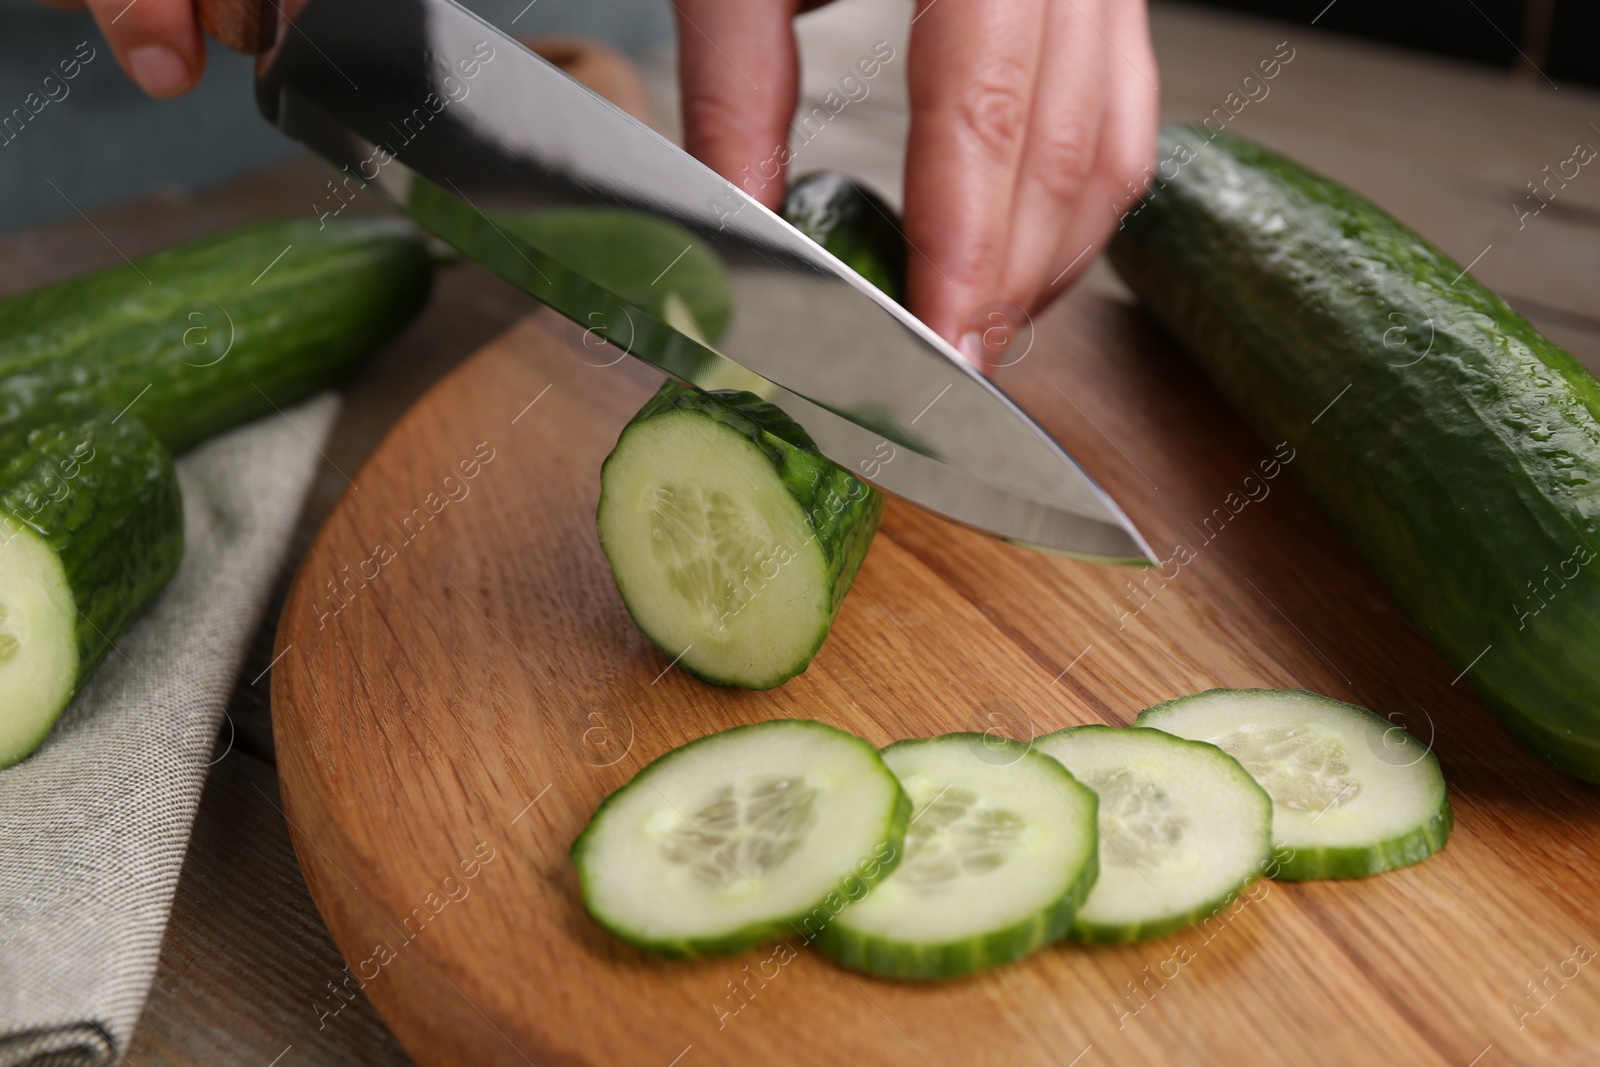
left=674, top=0, right=1159, bottom=367
left=38, top=0, right=204, bottom=99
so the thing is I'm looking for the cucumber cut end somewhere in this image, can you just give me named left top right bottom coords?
left=1138, top=689, right=1451, bottom=880
left=0, top=518, right=79, bottom=767
left=1035, top=725, right=1272, bottom=943
left=599, top=409, right=831, bottom=689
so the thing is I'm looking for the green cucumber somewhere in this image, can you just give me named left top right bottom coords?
left=1137, top=689, right=1451, bottom=880
left=571, top=719, right=909, bottom=957
left=1033, top=725, right=1272, bottom=944
left=1109, top=126, right=1600, bottom=781
left=814, top=734, right=1099, bottom=979
left=0, top=217, right=433, bottom=452
left=597, top=382, right=883, bottom=689
left=784, top=172, right=908, bottom=305
left=0, top=405, right=183, bottom=767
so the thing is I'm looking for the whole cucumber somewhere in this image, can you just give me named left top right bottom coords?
left=1110, top=126, right=1600, bottom=781
left=0, top=216, right=433, bottom=452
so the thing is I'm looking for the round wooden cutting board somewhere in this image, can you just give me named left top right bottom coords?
left=273, top=297, right=1600, bottom=1067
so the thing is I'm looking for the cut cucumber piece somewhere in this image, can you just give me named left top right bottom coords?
left=571, top=719, right=909, bottom=957
left=814, top=734, right=1099, bottom=979
left=1033, top=725, right=1272, bottom=943
left=597, top=383, right=882, bottom=689
left=0, top=404, right=184, bottom=767
left=1137, top=689, right=1451, bottom=880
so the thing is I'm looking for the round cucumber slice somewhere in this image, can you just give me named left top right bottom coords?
left=0, top=519, right=78, bottom=766
left=1137, top=689, right=1452, bottom=880
left=571, top=719, right=909, bottom=957
left=597, top=389, right=880, bottom=690
left=1034, top=725, right=1272, bottom=943
left=814, top=734, right=1099, bottom=980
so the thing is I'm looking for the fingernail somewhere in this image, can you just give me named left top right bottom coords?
left=127, top=45, right=189, bottom=98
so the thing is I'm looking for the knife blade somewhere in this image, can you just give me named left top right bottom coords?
left=248, top=0, right=1155, bottom=564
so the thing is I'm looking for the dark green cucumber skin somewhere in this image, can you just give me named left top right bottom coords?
left=606, top=382, right=884, bottom=688
left=1271, top=801, right=1453, bottom=881
left=815, top=738, right=1100, bottom=981
left=569, top=719, right=912, bottom=958
left=1110, top=127, right=1600, bottom=782
left=0, top=217, right=433, bottom=452
left=0, top=405, right=183, bottom=764
left=784, top=172, right=908, bottom=305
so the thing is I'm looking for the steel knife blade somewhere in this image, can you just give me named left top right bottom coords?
left=252, top=0, right=1155, bottom=564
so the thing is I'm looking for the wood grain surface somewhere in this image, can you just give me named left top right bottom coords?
left=272, top=282, right=1600, bottom=1065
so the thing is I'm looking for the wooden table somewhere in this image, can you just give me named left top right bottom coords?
left=0, top=1, right=1586, bottom=1062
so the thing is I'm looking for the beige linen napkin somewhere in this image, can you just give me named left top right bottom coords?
left=0, top=395, right=339, bottom=1067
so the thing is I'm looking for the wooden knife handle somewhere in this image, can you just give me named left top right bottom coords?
left=196, top=0, right=276, bottom=54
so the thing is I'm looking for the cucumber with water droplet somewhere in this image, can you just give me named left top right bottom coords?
left=571, top=719, right=909, bottom=956
left=1034, top=725, right=1272, bottom=943
left=1137, top=689, right=1451, bottom=880
left=813, top=733, right=1099, bottom=979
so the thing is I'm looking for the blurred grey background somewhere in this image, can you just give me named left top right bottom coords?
left=0, top=0, right=674, bottom=235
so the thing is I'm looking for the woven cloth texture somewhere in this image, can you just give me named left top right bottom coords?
left=0, top=395, right=338, bottom=1067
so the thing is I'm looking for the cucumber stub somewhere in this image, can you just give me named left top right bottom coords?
left=784, top=172, right=908, bottom=305
left=1034, top=725, right=1272, bottom=943
left=597, top=383, right=883, bottom=689
left=0, top=404, right=184, bottom=767
left=571, top=719, right=910, bottom=957
left=813, top=734, right=1099, bottom=980
left=1137, top=689, right=1452, bottom=880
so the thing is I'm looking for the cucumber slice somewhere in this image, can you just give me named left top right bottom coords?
left=597, top=383, right=882, bottom=689
left=814, top=734, right=1099, bottom=979
left=0, top=404, right=184, bottom=767
left=1137, top=689, right=1451, bottom=880
left=1033, top=725, right=1272, bottom=943
left=571, top=719, right=909, bottom=957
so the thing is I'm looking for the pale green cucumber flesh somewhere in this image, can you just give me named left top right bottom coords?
left=1137, top=689, right=1451, bottom=880
left=597, top=385, right=881, bottom=689
left=571, top=720, right=910, bottom=957
left=814, top=734, right=1099, bottom=980
left=1034, top=725, right=1272, bottom=943
left=0, top=519, right=79, bottom=766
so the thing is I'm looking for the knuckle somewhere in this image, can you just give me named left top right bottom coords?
left=1029, top=119, right=1098, bottom=204
left=955, top=60, right=1031, bottom=158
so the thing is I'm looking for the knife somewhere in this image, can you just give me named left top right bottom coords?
left=200, top=0, right=1155, bottom=564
